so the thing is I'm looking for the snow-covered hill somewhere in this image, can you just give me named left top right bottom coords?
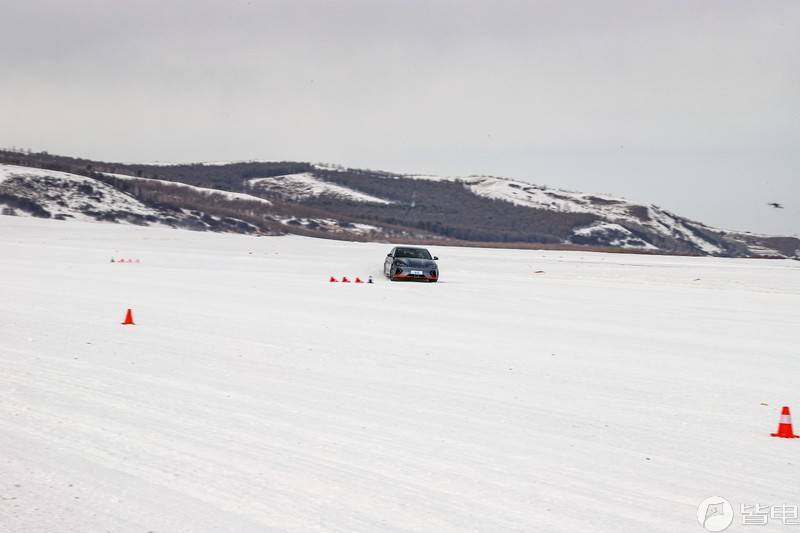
left=248, top=172, right=393, bottom=204
left=2, top=156, right=797, bottom=258
left=0, top=165, right=389, bottom=238
left=402, top=173, right=741, bottom=255
left=465, top=176, right=727, bottom=251
left=105, top=172, right=274, bottom=206
left=1, top=216, right=798, bottom=532
left=0, top=165, right=165, bottom=222
left=0, top=164, right=264, bottom=233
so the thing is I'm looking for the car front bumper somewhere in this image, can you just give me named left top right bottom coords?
left=391, top=270, right=438, bottom=282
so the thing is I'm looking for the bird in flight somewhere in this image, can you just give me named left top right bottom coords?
left=767, top=202, right=784, bottom=209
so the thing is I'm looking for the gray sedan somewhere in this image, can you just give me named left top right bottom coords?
left=384, top=247, right=439, bottom=282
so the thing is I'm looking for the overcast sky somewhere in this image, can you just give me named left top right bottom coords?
left=1, top=0, right=798, bottom=235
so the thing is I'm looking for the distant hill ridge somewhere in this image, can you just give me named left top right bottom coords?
left=0, top=149, right=797, bottom=258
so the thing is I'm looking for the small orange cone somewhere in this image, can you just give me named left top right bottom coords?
left=355, top=277, right=364, bottom=283
left=122, top=308, right=135, bottom=325
left=329, top=276, right=338, bottom=282
left=771, top=406, right=799, bottom=438
left=342, top=276, right=350, bottom=283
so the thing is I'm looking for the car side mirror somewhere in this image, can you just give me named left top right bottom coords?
left=387, top=253, right=393, bottom=258
left=433, top=256, right=439, bottom=260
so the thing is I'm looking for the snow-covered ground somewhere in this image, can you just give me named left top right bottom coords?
left=1, top=216, right=799, bottom=533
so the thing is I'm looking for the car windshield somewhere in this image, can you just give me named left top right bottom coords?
left=395, top=247, right=432, bottom=260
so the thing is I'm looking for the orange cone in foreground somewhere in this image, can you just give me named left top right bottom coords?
left=122, top=308, right=135, bottom=325
left=771, top=406, right=799, bottom=438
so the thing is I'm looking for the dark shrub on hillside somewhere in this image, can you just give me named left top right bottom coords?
left=0, top=193, right=51, bottom=218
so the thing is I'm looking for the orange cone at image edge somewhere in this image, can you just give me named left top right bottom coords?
left=771, top=406, right=799, bottom=438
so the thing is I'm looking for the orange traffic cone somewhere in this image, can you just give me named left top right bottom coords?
left=342, top=276, right=350, bottom=283
left=122, top=308, right=135, bottom=325
left=355, top=277, right=364, bottom=283
left=771, top=406, right=799, bottom=438
left=329, top=276, right=338, bottom=282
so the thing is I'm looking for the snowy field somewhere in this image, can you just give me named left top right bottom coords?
left=1, top=216, right=799, bottom=533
